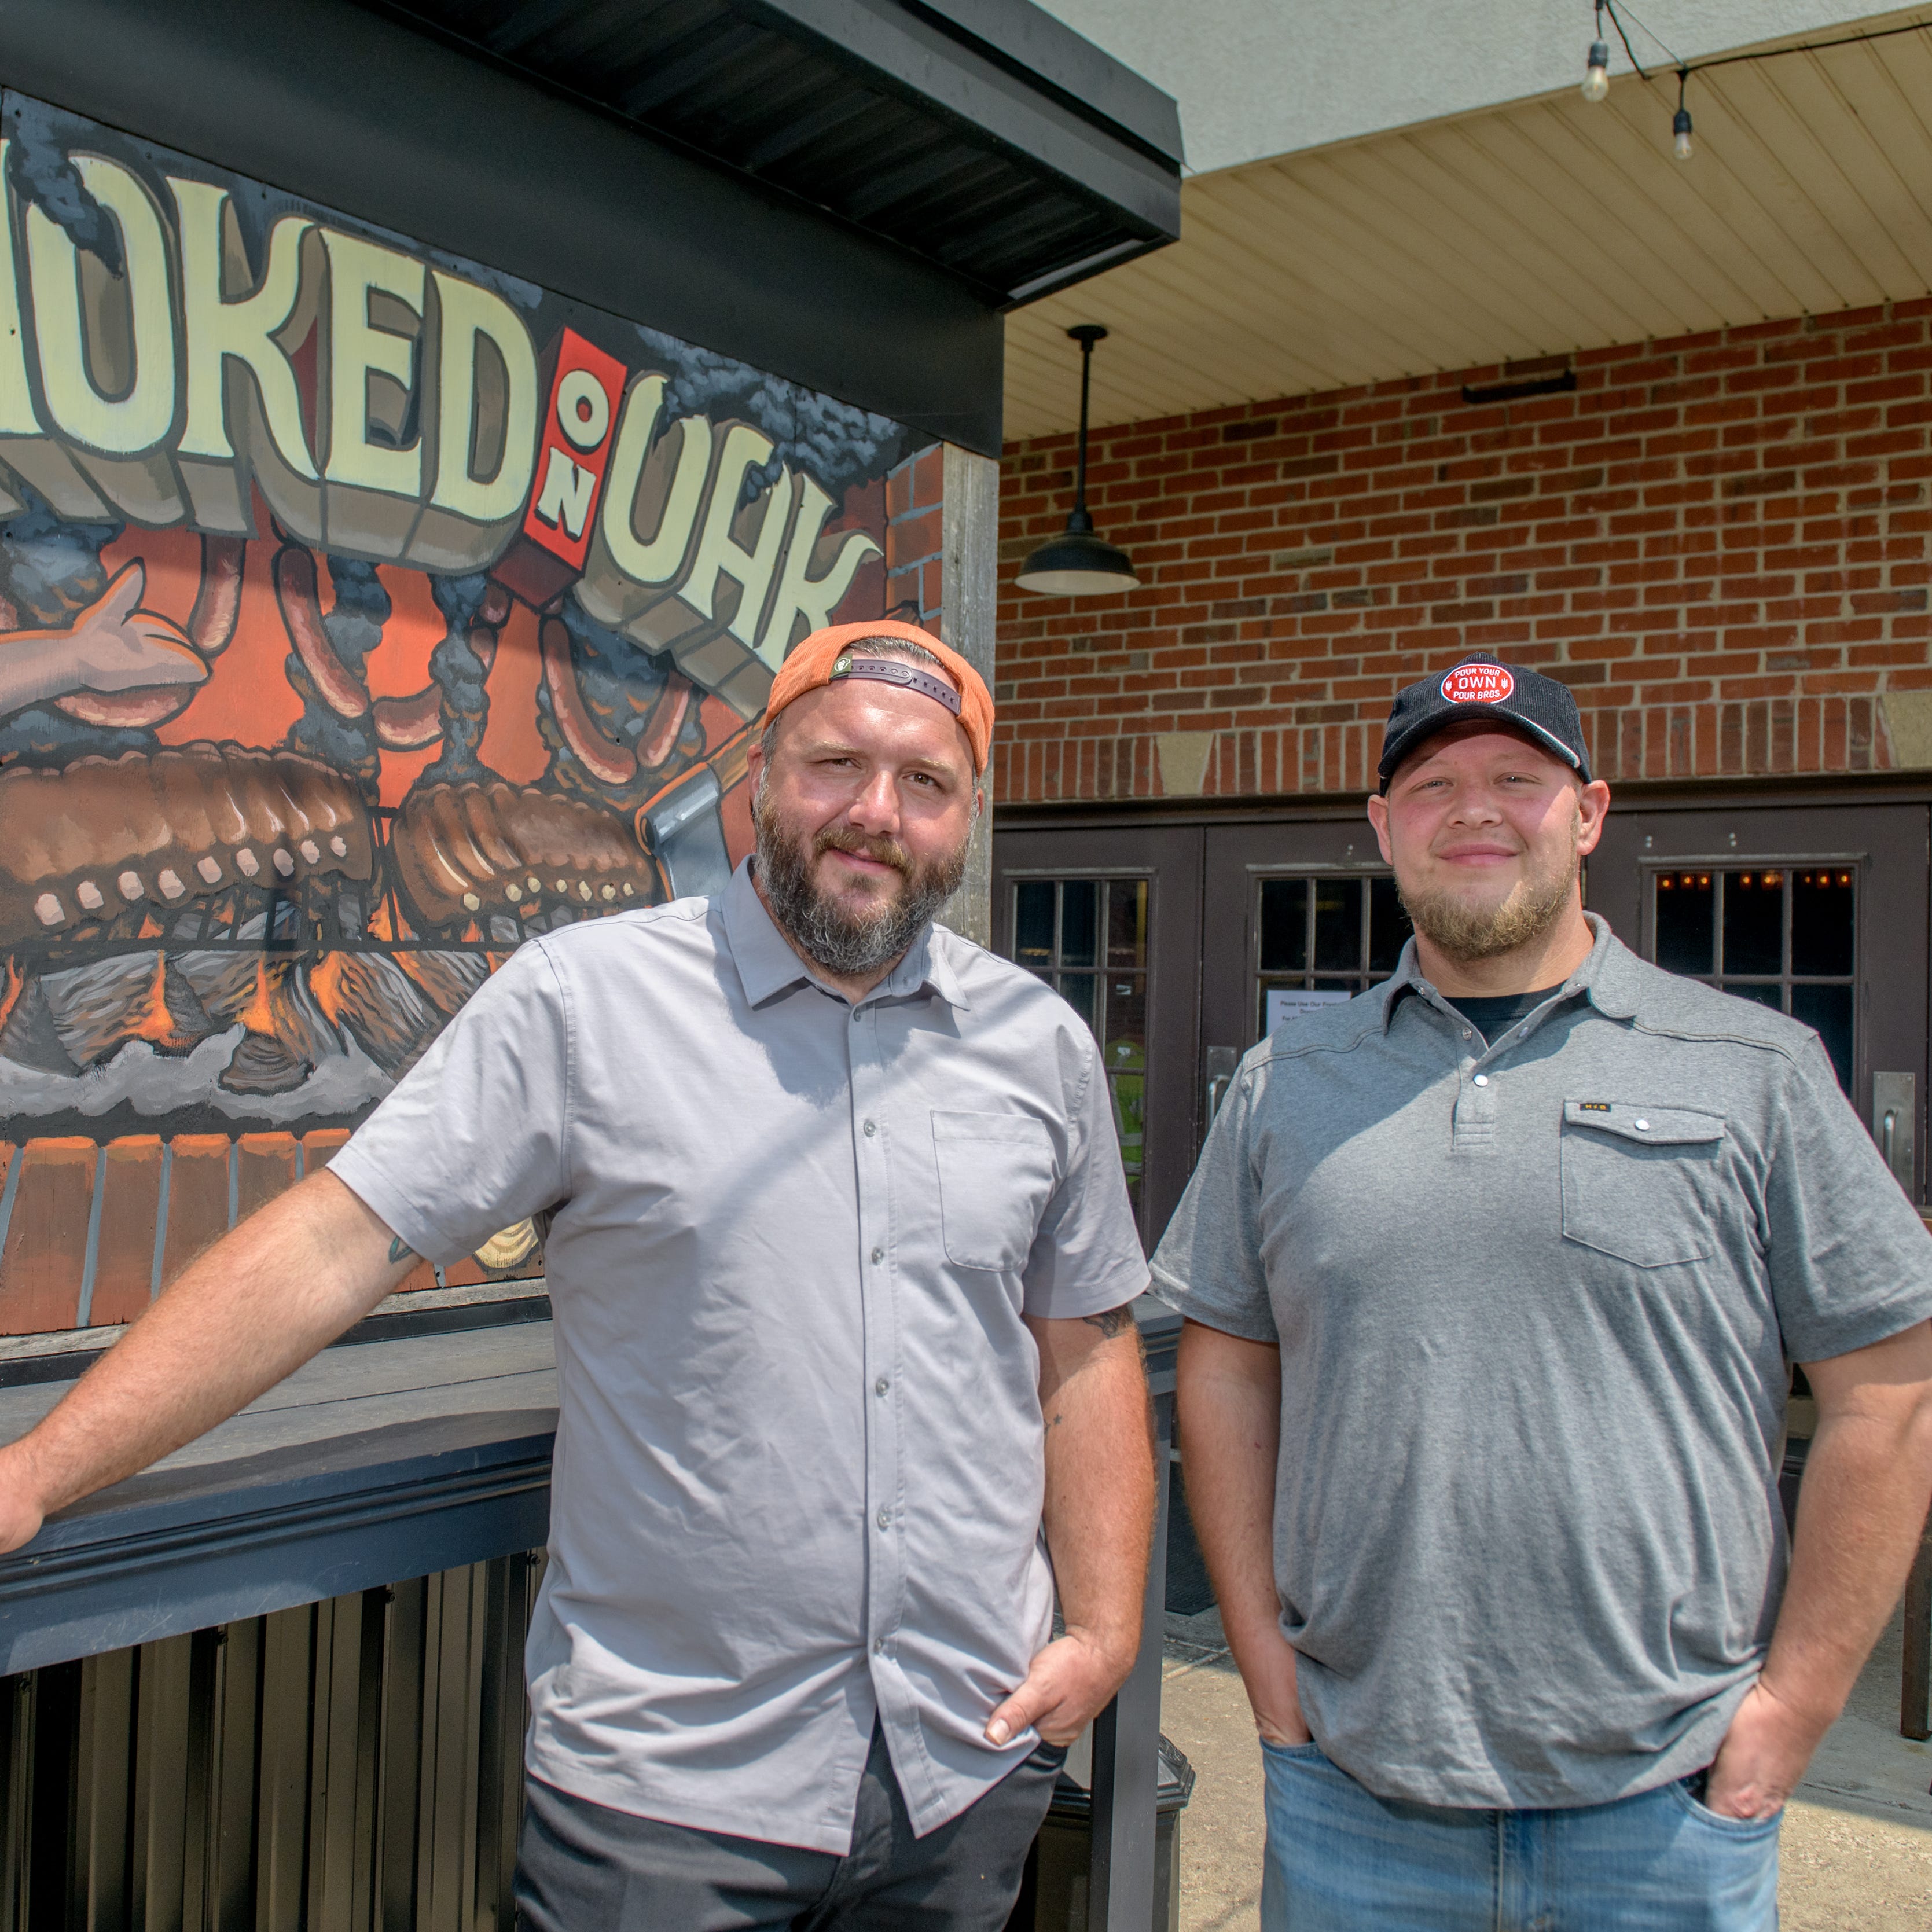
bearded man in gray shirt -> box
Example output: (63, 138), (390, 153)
(0, 620), (1155, 1932)
(1156, 653), (1932, 1930)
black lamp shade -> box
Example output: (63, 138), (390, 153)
(1019, 324), (1140, 596)
(1015, 525), (1141, 597)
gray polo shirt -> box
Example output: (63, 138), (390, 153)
(332, 861), (1146, 1851)
(1151, 915), (1932, 1810)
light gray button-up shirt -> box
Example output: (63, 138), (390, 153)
(333, 862), (1146, 1850)
(1152, 915), (1932, 1810)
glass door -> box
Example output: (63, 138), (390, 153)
(1197, 816), (1405, 1141)
(1011, 877), (1151, 1220)
(993, 826), (1203, 1248)
(1253, 873), (1411, 1038)
(1650, 864), (1857, 1088)
(1589, 801), (1929, 1201)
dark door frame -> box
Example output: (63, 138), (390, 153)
(998, 772), (1932, 1196)
(992, 823), (1204, 1249)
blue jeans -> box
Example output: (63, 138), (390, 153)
(1261, 1740), (1780, 1931)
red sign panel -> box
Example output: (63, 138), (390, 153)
(520, 328), (629, 573)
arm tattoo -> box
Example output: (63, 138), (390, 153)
(388, 1236), (416, 1263)
(1081, 1305), (1136, 1339)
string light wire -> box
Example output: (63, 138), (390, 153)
(1599, 0), (1654, 81)
(1581, 5), (1932, 157)
(1603, 0), (1681, 71)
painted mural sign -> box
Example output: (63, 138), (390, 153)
(0, 93), (920, 1332)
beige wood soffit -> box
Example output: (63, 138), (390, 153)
(1005, 8), (1932, 442)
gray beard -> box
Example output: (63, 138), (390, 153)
(1398, 826), (1580, 964)
(752, 797), (968, 979)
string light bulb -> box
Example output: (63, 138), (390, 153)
(1582, 39), (1611, 100)
(1673, 70), (1694, 160)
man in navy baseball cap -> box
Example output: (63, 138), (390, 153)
(1161, 636), (1932, 1932)
(1377, 652), (1591, 792)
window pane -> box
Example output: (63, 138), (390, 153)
(1258, 878), (1307, 974)
(1015, 881), (1056, 971)
(1313, 879), (1361, 973)
(1104, 969), (1147, 1049)
(1102, 974), (1147, 1211)
(1106, 880), (1148, 971)
(1791, 869), (1854, 978)
(1057, 972), (1096, 1030)
(1368, 876), (1411, 973)
(1791, 982), (1853, 1092)
(1059, 882), (1099, 967)
(1654, 870), (1714, 975)
(1722, 870), (1783, 977)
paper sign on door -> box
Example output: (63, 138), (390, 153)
(1265, 987), (1353, 1032)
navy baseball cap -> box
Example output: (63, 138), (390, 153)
(1378, 654), (1591, 793)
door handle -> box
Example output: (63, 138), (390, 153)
(1874, 1072), (1917, 1197)
(1204, 1046), (1240, 1129)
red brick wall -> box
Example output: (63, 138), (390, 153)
(885, 444), (945, 628)
(995, 300), (1932, 802)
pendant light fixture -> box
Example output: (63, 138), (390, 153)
(1016, 325), (1141, 597)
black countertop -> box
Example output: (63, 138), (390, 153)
(0, 1294), (1177, 1675)
(0, 1323), (557, 1674)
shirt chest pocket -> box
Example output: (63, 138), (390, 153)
(931, 1110), (1059, 1271)
(1560, 1101), (1728, 1268)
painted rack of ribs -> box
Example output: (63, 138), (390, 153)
(0, 744), (374, 946)
(389, 780), (661, 932)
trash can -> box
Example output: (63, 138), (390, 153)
(1008, 1734), (1196, 1931)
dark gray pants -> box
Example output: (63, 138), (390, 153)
(515, 1722), (1064, 1931)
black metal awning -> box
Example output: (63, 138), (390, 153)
(2, 0), (1168, 455)
(353, 0), (1183, 308)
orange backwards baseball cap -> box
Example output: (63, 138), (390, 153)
(763, 620), (993, 774)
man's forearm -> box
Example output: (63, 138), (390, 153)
(0, 1172), (412, 1550)
(985, 1306), (1155, 1747)
(1765, 1368), (1932, 1726)
(1710, 1323), (1932, 1817)
(1037, 1308), (1156, 1656)
(1175, 1320), (1284, 1655)
(1175, 1318), (1307, 1742)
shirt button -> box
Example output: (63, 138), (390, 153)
(863, 1119), (877, 1137)
(1634, 1118), (1650, 1131)
(871, 1246), (884, 1264)
(876, 1376), (890, 1395)
(1461, 1029), (1473, 1040)
(874, 1636), (887, 1654)
(876, 1508), (891, 1529)
(1472, 1074), (1489, 1087)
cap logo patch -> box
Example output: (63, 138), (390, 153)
(1441, 662), (1515, 705)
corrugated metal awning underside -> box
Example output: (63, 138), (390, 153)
(357, 0), (1181, 310)
(1005, 11), (1932, 440)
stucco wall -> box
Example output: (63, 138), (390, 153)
(1031, 1), (1913, 174)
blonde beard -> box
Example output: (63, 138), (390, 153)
(1398, 814), (1581, 964)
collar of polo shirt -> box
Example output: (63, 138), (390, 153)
(1378, 913), (1641, 1031)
